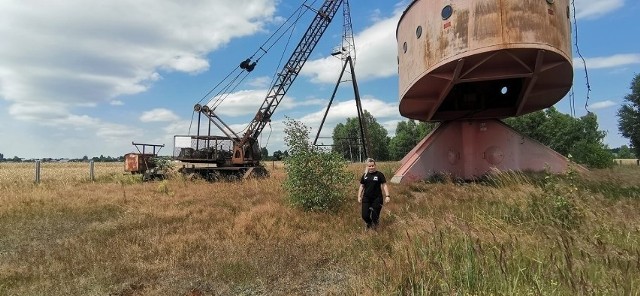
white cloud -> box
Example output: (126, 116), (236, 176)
(575, 54), (640, 69)
(302, 11), (401, 84)
(206, 89), (324, 117)
(370, 9), (384, 22)
(588, 100), (617, 110)
(298, 96), (399, 133)
(574, 0), (624, 19)
(96, 124), (141, 139)
(140, 108), (180, 122)
(0, 0), (277, 158)
(0, 0), (276, 122)
(207, 89), (271, 116)
(166, 55), (210, 74)
(163, 120), (192, 136)
(247, 76), (272, 88)
(227, 95), (402, 153)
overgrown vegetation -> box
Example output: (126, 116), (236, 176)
(282, 118), (352, 212)
(332, 110), (390, 161)
(1, 162), (640, 295)
(618, 73), (640, 157)
(505, 107), (614, 168)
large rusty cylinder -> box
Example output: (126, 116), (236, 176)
(396, 0), (573, 121)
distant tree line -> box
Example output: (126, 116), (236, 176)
(610, 146), (636, 159)
(0, 154), (125, 163)
(330, 110), (438, 162)
(504, 108), (614, 168)
(260, 148), (289, 161)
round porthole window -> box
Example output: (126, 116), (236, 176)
(416, 26), (422, 38)
(441, 5), (453, 20)
(403, 42), (407, 53)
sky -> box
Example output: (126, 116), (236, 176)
(0, 0), (638, 159)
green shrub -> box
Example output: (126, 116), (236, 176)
(528, 171), (583, 229)
(282, 118), (352, 212)
(569, 140), (614, 169)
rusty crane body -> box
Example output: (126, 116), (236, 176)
(173, 0), (346, 180)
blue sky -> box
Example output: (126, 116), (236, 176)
(0, 0), (638, 159)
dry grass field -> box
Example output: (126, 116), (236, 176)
(0, 162), (123, 184)
(0, 161), (639, 295)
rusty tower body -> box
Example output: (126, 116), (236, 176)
(393, 0), (577, 182)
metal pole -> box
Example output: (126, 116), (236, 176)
(208, 120), (212, 148)
(348, 56), (368, 160)
(34, 160), (41, 183)
(196, 112), (202, 151)
(314, 58), (349, 145)
(89, 160), (95, 181)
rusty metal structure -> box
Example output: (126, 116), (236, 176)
(124, 142), (165, 180)
(392, 0), (579, 182)
(174, 0), (347, 180)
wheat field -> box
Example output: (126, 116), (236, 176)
(0, 162), (123, 185)
(0, 161), (639, 295)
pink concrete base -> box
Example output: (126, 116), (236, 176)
(391, 119), (585, 183)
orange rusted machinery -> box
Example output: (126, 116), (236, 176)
(392, 0), (581, 182)
(124, 153), (154, 173)
(124, 142), (165, 181)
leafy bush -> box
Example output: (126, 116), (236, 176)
(282, 118), (352, 212)
(528, 169), (583, 229)
(505, 108), (614, 168)
(569, 140), (614, 168)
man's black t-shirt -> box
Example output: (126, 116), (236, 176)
(360, 171), (386, 203)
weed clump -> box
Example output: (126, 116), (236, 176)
(282, 118), (352, 212)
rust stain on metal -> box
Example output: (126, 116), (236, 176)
(506, 0), (548, 42)
(473, 1), (499, 40)
(423, 29), (431, 67)
(455, 9), (470, 50)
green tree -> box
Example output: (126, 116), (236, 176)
(260, 147), (269, 160)
(332, 110), (390, 161)
(505, 110), (550, 145)
(283, 118), (352, 212)
(618, 73), (640, 157)
(568, 113), (613, 168)
(614, 145), (636, 159)
(416, 121), (437, 139)
(389, 120), (438, 160)
(272, 150), (284, 160)
(505, 107), (613, 168)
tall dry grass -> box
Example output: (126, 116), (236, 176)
(0, 162), (123, 185)
(0, 162), (639, 295)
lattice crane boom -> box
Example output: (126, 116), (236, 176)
(179, 0), (347, 172)
(242, 0), (344, 145)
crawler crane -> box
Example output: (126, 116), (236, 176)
(174, 0), (347, 180)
